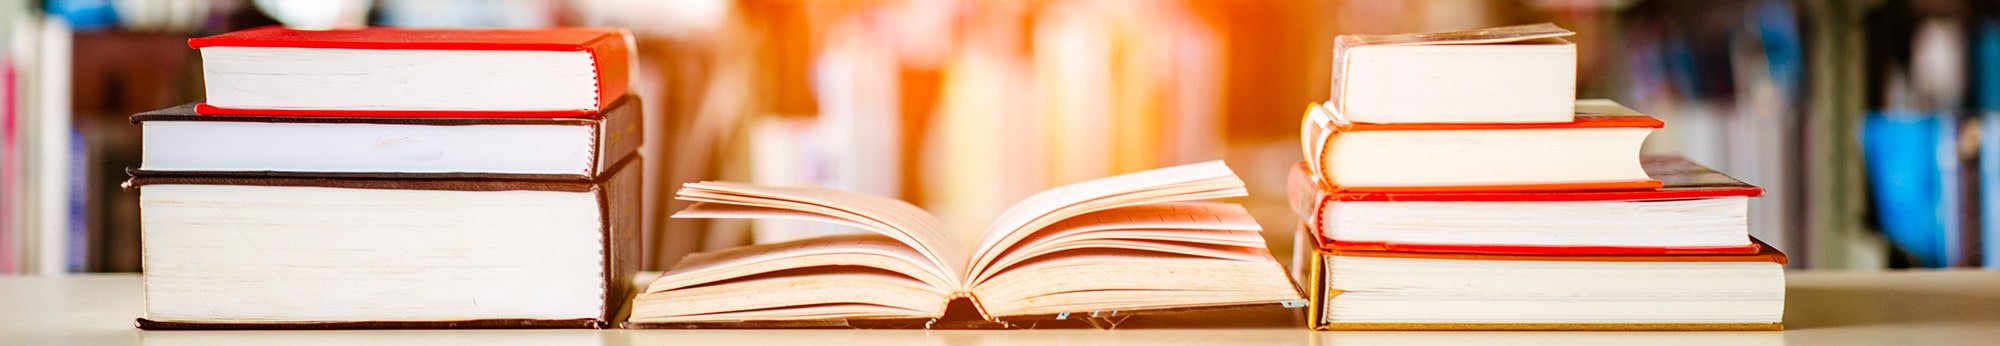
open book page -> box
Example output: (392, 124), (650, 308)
(631, 263), (950, 322)
(644, 231), (956, 292)
(968, 160), (1248, 280)
(971, 202), (1265, 284)
(973, 249), (1301, 317)
(672, 182), (969, 287)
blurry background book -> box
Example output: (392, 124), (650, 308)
(5, 0), (1999, 275)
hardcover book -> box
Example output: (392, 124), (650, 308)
(188, 26), (630, 117)
(131, 96), (640, 181)
(1329, 22), (1577, 124)
(626, 161), (1305, 329)
(1298, 228), (1788, 331)
(1287, 155), (1765, 255)
(1301, 99), (1664, 192)
(130, 157), (643, 330)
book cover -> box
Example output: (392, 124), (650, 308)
(187, 26), (629, 118)
(130, 96), (641, 182)
(1288, 155), (1763, 255)
(128, 156), (643, 330)
(1302, 234), (1788, 331)
(1328, 23), (1578, 124)
(1300, 100), (1666, 193)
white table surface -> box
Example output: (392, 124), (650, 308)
(3, 270), (1998, 345)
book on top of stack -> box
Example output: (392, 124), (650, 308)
(129, 26), (642, 330)
(1293, 23), (1786, 331)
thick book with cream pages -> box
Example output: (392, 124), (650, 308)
(131, 157), (643, 330)
(1288, 155), (1765, 255)
(1300, 99), (1664, 192)
(1298, 226), (1787, 331)
(131, 96), (640, 181)
(626, 161), (1305, 329)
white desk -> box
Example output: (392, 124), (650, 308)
(3, 271), (1998, 345)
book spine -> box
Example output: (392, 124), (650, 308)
(192, 104), (601, 118)
(1297, 102), (1344, 193)
(593, 97), (642, 179)
(136, 318), (608, 330)
(585, 32), (631, 113)
(599, 155), (643, 324)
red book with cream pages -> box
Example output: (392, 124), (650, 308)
(1299, 99), (1667, 193)
(188, 26), (629, 118)
(1288, 155), (1765, 255)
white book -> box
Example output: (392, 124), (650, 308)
(132, 158), (642, 329)
(132, 98), (638, 180)
(1330, 23), (1577, 124)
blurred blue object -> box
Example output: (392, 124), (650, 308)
(1981, 111), (1999, 269)
(1976, 19), (2000, 269)
(1750, 0), (1802, 96)
(44, 0), (118, 31)
(1862, 113), (1947, 267)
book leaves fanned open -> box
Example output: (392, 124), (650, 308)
(627, 161), (1304, 328)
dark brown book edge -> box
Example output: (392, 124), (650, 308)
(129, 96), (634, 125)
(128, 96), (640, 182)
(592, 95), (643, 181)
(126, 174), (597, 192)
(134, 318), (606, 330)
(624, 299), (1307, 330)
(132, 156), (640, 330)
(599, 154), (644, 327)
(125, 169), (591, 182)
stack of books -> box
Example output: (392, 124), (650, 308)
(1291, 23), (1786, 331)
(128, 26), (642, 329)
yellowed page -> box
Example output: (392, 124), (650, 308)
(647, 232), (954, 292)
(671, 181), (968, 287)
(968, 160), (1248, 280)
(972, 202), (1267, 284)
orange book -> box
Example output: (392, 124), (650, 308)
(1299, 99), (1665, 193)
(1300, 227), (1787, 331)
(1287, 155), (1765, 255)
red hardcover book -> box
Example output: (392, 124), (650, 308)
(1288, 155), (1765, 255)
(1299, 100), (1666, 192)
(188, 26), (630, 118)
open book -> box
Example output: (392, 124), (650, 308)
(626, 161), (1304, 328)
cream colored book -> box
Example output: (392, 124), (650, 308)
(627, 161), (1304, 328)
(1330, 22), (1577, 124)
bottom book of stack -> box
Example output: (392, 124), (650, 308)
(1297, 230), (1787, 331)
(129, 157), (642, 329)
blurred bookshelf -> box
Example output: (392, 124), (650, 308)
(5, 0), (1998, 275)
